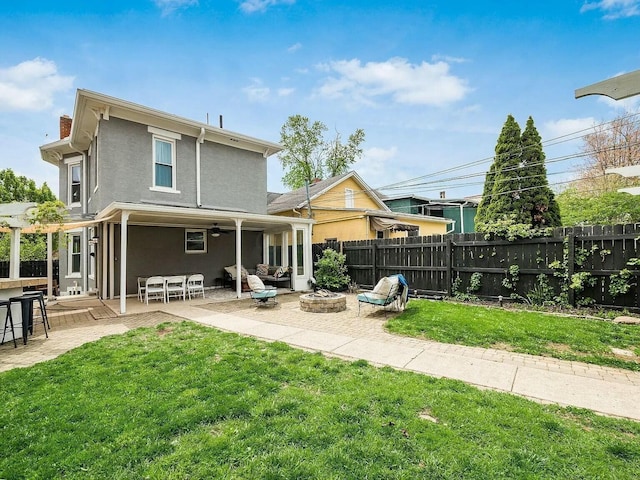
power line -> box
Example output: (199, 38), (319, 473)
(377, 111), (640, 191)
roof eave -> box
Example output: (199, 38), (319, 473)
(69, 89), (283, 155)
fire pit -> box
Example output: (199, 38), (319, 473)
(299, 290), (347, 313)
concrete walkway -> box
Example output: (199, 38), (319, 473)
(2, 293), (639, 422)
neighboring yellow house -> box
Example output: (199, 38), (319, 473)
(268, 171), (453, 243)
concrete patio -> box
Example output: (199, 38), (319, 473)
(1, 290), (639, 422)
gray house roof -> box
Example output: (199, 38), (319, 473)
(41, 89), (282, 165)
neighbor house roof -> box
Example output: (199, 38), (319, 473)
(40, 89), (282, 165)
(267, 171), (388, 214)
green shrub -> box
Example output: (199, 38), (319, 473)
(314, 248), (351, 291)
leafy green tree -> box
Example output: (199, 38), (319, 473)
(279, 115), (365, 189)
(557, 187), (640, 226)
(0, 168), (61, 261)
(0, 168), (55, 203)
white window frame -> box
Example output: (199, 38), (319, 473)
(185, 229), (207, 254)
(67, 159), (82, 207)
(149, 126), (181, 194)
(345, 188), (355, 208)
(66, 231), (82, 278)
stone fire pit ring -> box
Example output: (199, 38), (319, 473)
(299, 292), (347, 313)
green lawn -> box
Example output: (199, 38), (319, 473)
(1, 322), (639, 479)
(386, 300), (640, 371)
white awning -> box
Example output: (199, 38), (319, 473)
(370, 216), (419, 232)
(0, 219), (101, 234)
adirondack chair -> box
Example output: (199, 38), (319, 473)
(357, 274), (408, 316)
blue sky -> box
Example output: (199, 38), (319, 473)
(1, 0), (639, 200)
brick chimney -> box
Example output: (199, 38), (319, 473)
(59, 115), (72, 139)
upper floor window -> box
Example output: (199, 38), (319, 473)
(148, 126), (181, 193)
(153, 137), (175, 189)
(345, 188), (354, 208)
(68, 161), (81, 206)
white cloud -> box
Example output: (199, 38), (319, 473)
(242, 78), (270, 102)
(0, 58), (74, 112)
(287, 42), (302, 53)
(543, 118), (597, 139)
(239, 0), (295, 14)
(277, 88), (295, 96)
(154, 0), (198, 16)
(580, 0), (640, 19)
(353, 146), (398, 184)
(315, 57), (470, 107)
(431, 54), (469, 64)
(597, 93), (640, 111)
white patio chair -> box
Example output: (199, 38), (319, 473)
(187, 274), (205, 299)
(165, 275), (186, 302)
(145, 276), (166, 304)
(137, 277), (147, 302)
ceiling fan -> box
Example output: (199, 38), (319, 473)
(209, 223), (230, 237)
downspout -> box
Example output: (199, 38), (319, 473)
(196, 127), (205, 207)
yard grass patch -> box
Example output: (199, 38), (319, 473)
(386, 300), (640, 370)
(1, 321), (639, 479)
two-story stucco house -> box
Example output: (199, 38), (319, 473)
(39, 89), (314, 313)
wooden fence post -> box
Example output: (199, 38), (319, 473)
(446, 237), (453, 297)
(567, 233), (575, 307)
(371, 242), (377, 286)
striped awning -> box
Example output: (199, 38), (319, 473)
(370, 216), (418, 232)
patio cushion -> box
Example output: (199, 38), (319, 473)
(224, 265), (249, 280)
(247, 274), (266, 291)
(256, 263), (269, 276)
(274, 266), (287, 278)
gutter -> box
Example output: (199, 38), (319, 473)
(196, 127), (206, 207)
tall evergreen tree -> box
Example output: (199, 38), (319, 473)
(476, 115), (560, 232)
(519, 117), (561, 227)
(475, 161), (496, 226)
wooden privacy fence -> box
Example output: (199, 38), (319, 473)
(0, 260), (59, 282)
(313, 224), (640, 310)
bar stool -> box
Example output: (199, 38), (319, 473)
(22, 291), (51, 330)
(9, 295), (48, 345)
(0, 299), (18, 348)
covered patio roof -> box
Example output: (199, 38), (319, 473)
(96, 202), (314, 314)
(96, 201), (314, 232)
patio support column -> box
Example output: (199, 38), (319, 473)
(290, 225), (297, 290)
(9, 228), (21, 279)
(47, 232), (53, 300)
(304, 224), (313, 288)
(102, 222), (108, 299)
(109, 223), (115, 300)
(119, 211), (130, 314)
(235, 218), (243, 298)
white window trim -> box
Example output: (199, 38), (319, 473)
(345, 188), (355, 208)
(185, 229), (207, 254)
(65, 157), (82, 208)
(66, 231), (82, 279)
(150, 134), (180, 192)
